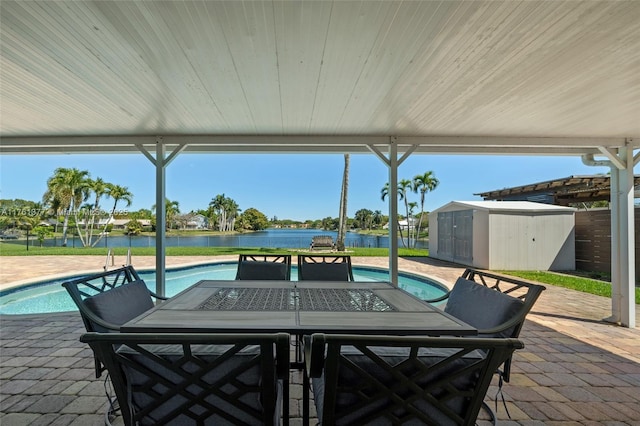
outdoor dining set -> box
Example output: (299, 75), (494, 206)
(61, 254), (545, 426)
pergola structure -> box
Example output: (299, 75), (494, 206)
(477, 175), (640, 205)
(1, 1), (638, 326)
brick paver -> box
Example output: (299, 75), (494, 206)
(1, 255), (639, 424)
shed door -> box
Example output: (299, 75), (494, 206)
(437, 210), (473, 264)
(453, 210), (473, 263)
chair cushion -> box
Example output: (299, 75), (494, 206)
(236, 260), (288, 280)
(83, 280), (155, 332)
(312, 346), (485, 425)
(300, 263), (349, 281)
(444, 277), (524, 337)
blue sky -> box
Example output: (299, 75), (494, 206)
(0, 153), (624, 221)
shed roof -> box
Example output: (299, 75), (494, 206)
(433, 200), (576, 214)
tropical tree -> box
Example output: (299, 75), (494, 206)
(152, 198), (180, 231)
(209, 194), (228, 231)
(398, 178), (414, 243)
(321, 216), (338, 230)
(412, 171), (439, 239)
(336, 154), (350, 251)
(33, 225), (53, 247)
(86, 177), (108, 244)
(372, 210), (383, 229)
(240, 208), (269, 231)
(91, 184), (133, 246)
(209, 194), (241, 232)
(354, 208), (373, 230)
(125, 218), (144, 235)
(43, 167), (91, 246)
(380, 182), (408, 247)
(224, 198), (240, 232)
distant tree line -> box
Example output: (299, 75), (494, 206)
(1, 167), (448, 248)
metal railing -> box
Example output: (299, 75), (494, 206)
(104, 248), (132, 271)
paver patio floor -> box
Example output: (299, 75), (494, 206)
(1, 256), (639, 425)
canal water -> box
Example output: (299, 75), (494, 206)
(30, 228), (427, 249)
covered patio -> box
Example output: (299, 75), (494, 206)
(1, 0), (638, 325)
(1, 256), (639, 425)
(1, 1), (639, 423)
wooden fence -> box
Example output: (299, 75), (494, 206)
(574, 208), (640, 280)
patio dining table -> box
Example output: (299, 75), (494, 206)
(122, 279), (477, 335)
(121, 279), (477, 424)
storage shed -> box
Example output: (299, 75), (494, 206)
(429, 201), (575, 270)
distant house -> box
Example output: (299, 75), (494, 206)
(383, 218), (417, 230)
(109, 219), (129, 229)
(185, 214), (208, 230)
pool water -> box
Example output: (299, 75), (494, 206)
(0, 262), (448, 315)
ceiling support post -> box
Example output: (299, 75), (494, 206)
(137, 139), (187, 298)
(154, 140), (167, 298)
(617, 142), (635, 327)
(368, 139), (419, 285)
(582, 142), (636, 327)
(388, 138), (399, 285)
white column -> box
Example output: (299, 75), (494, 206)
(155, 140), (166, 297)
(608, 161), (621, 323)
(389, 138), (399, 285)
(620, 143), (636, 327)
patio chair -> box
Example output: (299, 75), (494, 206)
(425, 268), (546, 383)
(81, 332), (290, 426)
(306, 333), (523, 426)
(235, 254), (292, 280)
(62, 265), (167, 377)
(297, 254), (354, 281)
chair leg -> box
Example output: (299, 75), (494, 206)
(303, 368), (310, 426)
(481, 401), (497, 425)
(494, 370), (511, 420)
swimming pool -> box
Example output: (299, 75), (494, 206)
(0, 262), (448, 315)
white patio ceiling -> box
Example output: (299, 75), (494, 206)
(1, 0), (638, 328)
(1, 0), (639, 155)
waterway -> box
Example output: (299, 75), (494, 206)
(22, 228), (428, 250)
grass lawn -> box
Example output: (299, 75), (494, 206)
(500, 270), (640, 305)
(0, 242), (427, 257)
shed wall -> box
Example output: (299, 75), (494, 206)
(488, 212), (575, 270)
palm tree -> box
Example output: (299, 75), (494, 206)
(381, 182), (407, 248)
(372, 210), (383, 229)
(412, 171), (439, 241)
(86, 177), (107, 244)
(398, 179), (413, 246)
(337, 154), (350, 251)
(164, 199), (180, 231)
(75, 202), (95, 246)
(43, 168), (91, 246)
(209, 194), (227, 231)
(92, 184), (133, 246)
(223, 198), (240, 231)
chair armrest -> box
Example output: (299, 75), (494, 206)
(77, 304), (123, 332)
(275, 333), (291, 379)
(149, 291), (168, 301)
(305, 334), (327, 378)
(476, 307), (528, 336)
(423, 291), (451, 304)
